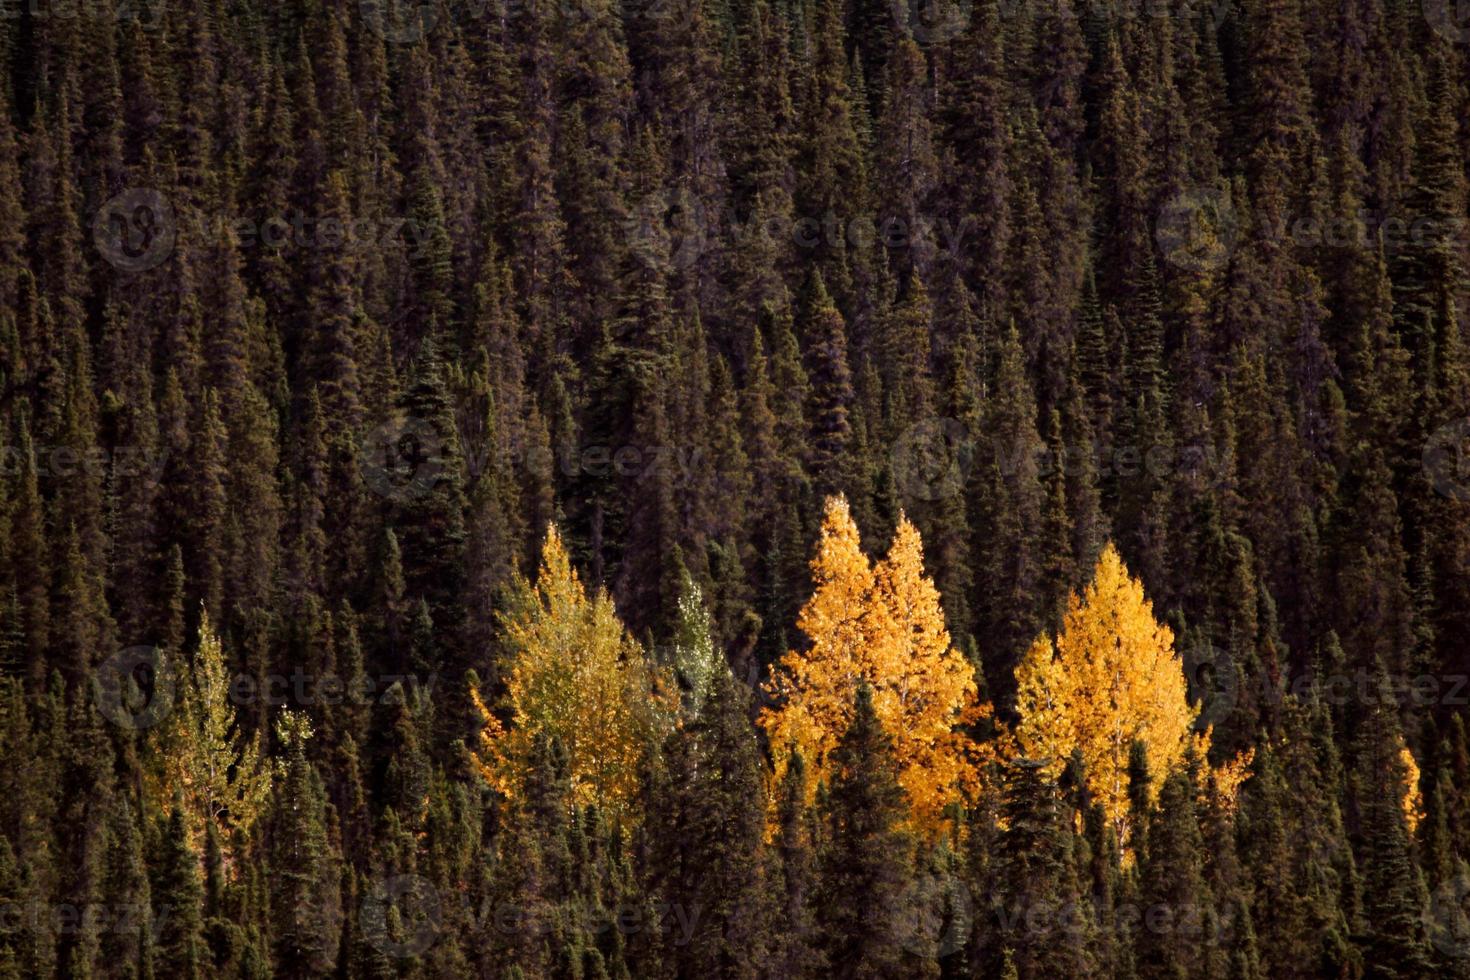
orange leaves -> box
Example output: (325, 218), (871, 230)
(1011, 544), (1199, 839)
(760, 496), (985, 832)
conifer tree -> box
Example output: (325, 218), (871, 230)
(818, 684), (920, 978)
(269, 713), (343, 978)
(648, 667), (769, 978)
(151, 807), (206, 980)
(989, 758), (1091, 978)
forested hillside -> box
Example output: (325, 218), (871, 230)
(2, 0), (1470, 976)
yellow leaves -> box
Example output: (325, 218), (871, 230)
(472, 524), (673, 819)
(145, 610), (271, 859)
(760, 495), (985, 832)
(1202, 746), (1254, 813)
(1011, 543), (1198, 840)
(1399, 741), (1423, 833)
(1012, 633), (1071, 768)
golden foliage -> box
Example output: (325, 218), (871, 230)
(1202, 746), (1255, 813)
(760, 496), (985, 831)
(145, 611), (271, 854)
(1011, 543), (1198, 838)
(472, 524), (673, 818)
(1399, 741), (1423, 833)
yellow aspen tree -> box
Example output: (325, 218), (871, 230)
(472, 524), (673, 818)
(1011, 543), (1198, 841)
(146, 610), (271, 855)
(761, 495), (874, 800)
(870, 515), (986, 823)
(760, 496), (984, 830)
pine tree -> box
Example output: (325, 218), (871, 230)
(818, 684), (920, 978)
(1351, 665), (1433, 977)
(989, 759), (1091, 978)
(970, 321), (1044, 702)
(1136, 770), (1216, 979)
(269, 713), (343, 978)
(648, 667), (769, 978)
(802, 272), (859, 501)
(151, 807), (206, 980)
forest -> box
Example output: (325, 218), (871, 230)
(2, 0), (1470, 976)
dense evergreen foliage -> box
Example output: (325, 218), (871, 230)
(2, 0), (1470, 976)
